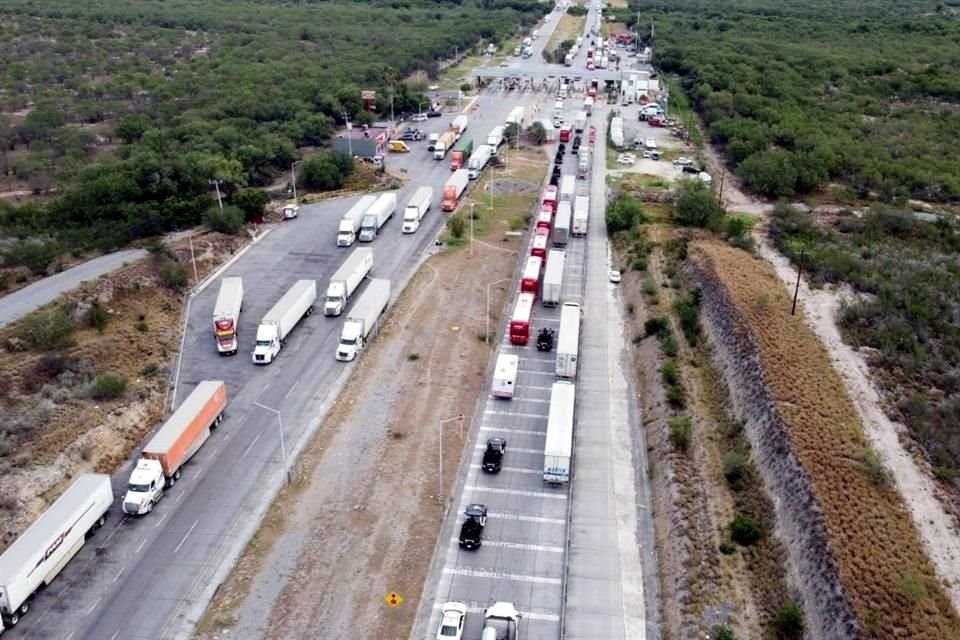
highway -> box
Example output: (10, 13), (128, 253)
(10, 87), (538, 640)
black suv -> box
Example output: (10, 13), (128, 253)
(482, 438), (507, 473)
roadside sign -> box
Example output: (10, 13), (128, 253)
(385, 591), (404, 607)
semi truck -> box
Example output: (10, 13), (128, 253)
(324, 247), (374, 316)
(574, 110), (587, 134)
(441, 169), (470, 212)
(553, 201), (571, 246)
(506, 106), (525, 127)
(559, 175), (575, 203)
(336, 278), (390, 361)
(467, 145), (492, 179)
(572, 195), (589, 237)
(449, 137), (474, 171)
(337, 195), (376, 247)
(542, 249), (565, 307)
(123, 381), (227, 515)
(578, 148), (592, 179)
(486, 125), (504, 150)
(402, 186), (432, 233)
(509, 292), (535, 345)
(433, 130), (458, 160)
(451, 114), (469, 135)
(520, 255), (542, 297)
(212, 276), (243, 355)
(556, 302), (582, 377)
(358, 192), (396, 242)
(0, 474), (112, 629)
(482, 602), (521, 640)
(253, 279), (317, 363)
(544, 380), (576, 484)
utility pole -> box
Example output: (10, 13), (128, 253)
(717, 167), (726, 205)
(791, 248), (805, 315)
(291, 160), (303, 202)
(342, 110), (353, 157)
(208, 179), (224, 211)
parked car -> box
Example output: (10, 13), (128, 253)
(673, 157), (694, 167)
(616, 154), (636, 165)
(681, 165), (701, 175)
(458, 504), (488, 550)
(427, 110), (443, 118)
(609, 270), (621, 283)
(411, 113), (428, 122)
(436, 602), (467, 640)
(482, 438), (507, 473)
(398, 128), (424, 141)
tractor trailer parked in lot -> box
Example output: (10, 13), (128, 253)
(336, 278), (390, 362)
(337, 195), (376, 247)
(358, 193), (395, 242)
(542, 249), (565, 307)
(324, 247), (374, 316)
(253, 279), (317, 363)
(0, 474), (112, 629)
(467, 144), (493, 179)
(123, 380), (227, 515)
(544, 380), (576, 484)
(402, 186), (432, 233)
(487, 125), (504, 150)
(441, 170), (470, 212)
(212, 276), (243, 355)
(450, 137), (474, 171)
(556, 302), (582, 378)
(572, 195), (589, 236)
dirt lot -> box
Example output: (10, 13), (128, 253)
(0, 231), (244, 551)
(196, 149), (547, 639)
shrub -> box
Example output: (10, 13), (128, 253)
(203, 205), (245, 235)
(527, 122), (547, 145)
(407, 352), (420, 361)
(140, 363), (160, 377)
(774, 601), (804, 639)
(2, 240), (61, 275)
(711, 625), (736, 640)
(231, 189), (270, 221)
(722, 451), (748, 486)
(669, 415), (692, 451)
(632, 256), (648, 271)
(136, 321), (149, 332)
(730, 513), (761, 546)
(90, 373), (127, 400)
(33, 352), (68, 380)
(674, 179), (724, 229)
(644, 316), (669, 337)
(718, 542), (736, 556)
(896, 572), (929, 605)
(448, 214), (466, 239)
(661, 333), (679, 357)
(666, 383), (686, 408)
(16, 308), (76, 350)
(642, 276), (658, 296)
(661, 359), (680, 386)
(859, 448), (890, 487)
(159, 259), (189, 291)
(606, 193), (647, 233)
(88, 302), (109, 333)
(674, 288), (702, 345)
(302, 151), (354, 191)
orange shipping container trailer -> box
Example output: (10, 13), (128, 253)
(141, 380), (227, 477)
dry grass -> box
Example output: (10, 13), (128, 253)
(693, 239), (960, 639)
(544, 12), (587, 58)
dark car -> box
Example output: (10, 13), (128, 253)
(549, 174), (560, 187)
(426, 110), (443, 118)
(398, 129), (424, 141)
(558, 143), (566, 154)
(482, 438), (508, 473)
(537, 327), (555, 352)
(458, 504), (488, 550)
(681, 165), (700, 175)
(554, 152), (563, 165)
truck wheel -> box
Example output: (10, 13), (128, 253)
(19, 601), (29, 615)
(174, 468), (182, 482)
(96, 515), (106, 529)
(145, 500), (154, 514)
(306, 306), (313, 316)
(9, 611), (19, 625)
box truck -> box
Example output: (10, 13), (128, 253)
(324, 247), (374, 316)
(544, 380), (576, 484)
(486, 125), (504, 150)
(337, 195), (377, 247)
(212, 276), (243, 356)
(506, 106), (525, 127)
(402, 186), (432, 233)
(574, 111), (587, 134)
(491, 354), (519, 399)
(450, 137), (474, 171)
(536, 207), (553, 231)
(559, 175), (575, 203)
(509, 292), (535, 345)
(0, 474), (112, 628)
(542, 249), (565, 307)
(541, 185), (558, 213)
(554, 201), (572, 246)
(336, 278), (390, 361)
(520, 255), (542, 297)
(123, 381), (227, 515)
(482, 602), (521, 640)
(556, 302), (581, 377)
(584, 96), (594, 115)
(572, 195), (589, 236)
(451, 114), (469, 136)
(467, 145), (492, 179)
(578, 148), (592, 179)
(433, 130), (458, 160)
(358, 193), (395, 242)
(253, 280), (317, 363)
(531, 231), (548, 260)
(441, 170), (470, 212)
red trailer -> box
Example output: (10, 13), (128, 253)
(536, 207), (553, 230)
(509, 293), (536, 344)
(542, 185), (558, 213)
(531, 232), (548, 260)
(559, 125), (572, 143)
(521, 255), (543, 297)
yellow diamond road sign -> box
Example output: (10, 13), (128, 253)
(385, 592), (404, 607)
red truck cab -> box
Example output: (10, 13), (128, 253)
(559, 125), (572, 143)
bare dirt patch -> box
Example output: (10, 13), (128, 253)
(689, 239), (959, 639)
(196, 148), (546, 640)
(0, 231), (244, 551)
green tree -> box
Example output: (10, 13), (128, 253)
(527, 122), (547, 145)
(302, 152), (349, 191)
(203, 205), (245, 235)
(606, 194), (646, 233)
(115, 115), (151, 144)
(738, 149), (799, 197)
(231, 189), (270, 222)
(674, 179), (724, 229)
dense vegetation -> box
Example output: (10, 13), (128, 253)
(0, 0), (543, 251)
(770, 205), (960, 478)
(642, 0), (960, 202)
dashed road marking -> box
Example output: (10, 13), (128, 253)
(465, 485), (567, 500)
(173, 519), (199, 554)
(442, 566), (562, 585)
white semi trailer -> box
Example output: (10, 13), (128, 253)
(252, 279), (317, 364)
(337, 195), (377, 247)
(324, 247), (374, 316)
(336, 278), (391, 361)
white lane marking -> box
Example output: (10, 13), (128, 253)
(110, 629), (120, 640)
(262, 383), (271, 393)
(488, 511), (566, 525)
(480, 426), (546, 436)
(518, 368), (555, 376)
(450, 538), (565, 553)
(442, 566), (562, 585)
(492, 466), (542, 475)
(175, 491), (185, 503)
(284, 379), (300, 399)
(240, 432), (262, 460)
(465, 485), (567, 500)
(474, 444), (542, 455)
(173, 519), (199, 554)
(154, 513), (168, 529)
(112, 567), (125, 583)
(514, 397), (550, 404)
(430, 602), (560, 622)
(67, 633), (76, 640)
(85, 597), (101, 615)
(521, 385), (555, 391)
(136, 538), (147, 553)
(483, 410), (546, 419)
(103, 521), (124, 543)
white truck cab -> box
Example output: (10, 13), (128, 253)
(253, 324), (282, 363)
(324, 282), (349, 316)
(282, 204), (299, 219)
(122, 459), (166, 515)
(336, 322), (364, 362)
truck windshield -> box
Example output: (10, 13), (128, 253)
(128, 483), (150, 492)
(339, 337), (357, 346)
(326, 296), (342, 305)
(255, 339), (272, 347)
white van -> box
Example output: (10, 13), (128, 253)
(492, 354), (519, 399)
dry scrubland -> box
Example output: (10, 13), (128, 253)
(689, 240), (959, 638)
(0, 233), (241, 550)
